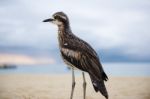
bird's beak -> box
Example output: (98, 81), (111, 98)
(43, 18), (54, 22)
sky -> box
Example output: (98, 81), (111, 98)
(0, 0), (150, 65)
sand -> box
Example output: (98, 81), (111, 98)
(0, 74), (150, 99)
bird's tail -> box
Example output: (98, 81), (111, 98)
(89, 74), (108, 99)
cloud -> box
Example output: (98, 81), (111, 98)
(0, 53), (55, 65)
(0, 0), (150, 62)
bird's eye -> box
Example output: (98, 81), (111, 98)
(53, 15), (66, 22)
(53, 16), (56, 19)
(54, 15), (59, 19)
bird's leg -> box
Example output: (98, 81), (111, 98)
(82, 72), (86, 99)
(70, 68), (76, 99)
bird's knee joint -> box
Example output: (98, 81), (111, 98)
(72, 82), (76, 88)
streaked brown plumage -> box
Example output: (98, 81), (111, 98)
(43, 11), (108, 99)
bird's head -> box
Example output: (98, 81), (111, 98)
(43, 12), (70, 28)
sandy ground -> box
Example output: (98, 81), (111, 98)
(0, 74), (150, 99)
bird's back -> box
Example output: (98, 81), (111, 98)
(59, 31), (108, 80)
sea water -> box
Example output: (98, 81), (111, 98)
(0, 63), (150, 76)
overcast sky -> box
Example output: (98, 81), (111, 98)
(0, 0), (150, 64)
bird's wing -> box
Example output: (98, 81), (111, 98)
(61, 36), (108, 81)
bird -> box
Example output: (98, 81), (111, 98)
(43, 11), (108, 99)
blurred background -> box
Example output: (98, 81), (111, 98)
(0, 0), (150, 76)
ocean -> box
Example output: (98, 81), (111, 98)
(0, 63), (150, 76)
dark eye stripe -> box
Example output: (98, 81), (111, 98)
(53, 15), (67, 23)
(54, 15), (61, 19)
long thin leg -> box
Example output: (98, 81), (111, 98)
(70, 68), (76, 99)
(82, 72), (86, 99)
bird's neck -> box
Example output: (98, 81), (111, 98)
(58, 25), (72, 47)
(58, 24), (72, 35)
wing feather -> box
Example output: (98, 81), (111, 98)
(61, 47), (107, 81)
(60, 34), (108, 81)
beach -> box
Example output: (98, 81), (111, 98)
(0, 74), (150, 99)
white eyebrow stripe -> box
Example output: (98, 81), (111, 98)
(61, 16), (67, 20)
(54, 14), (67, 20)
